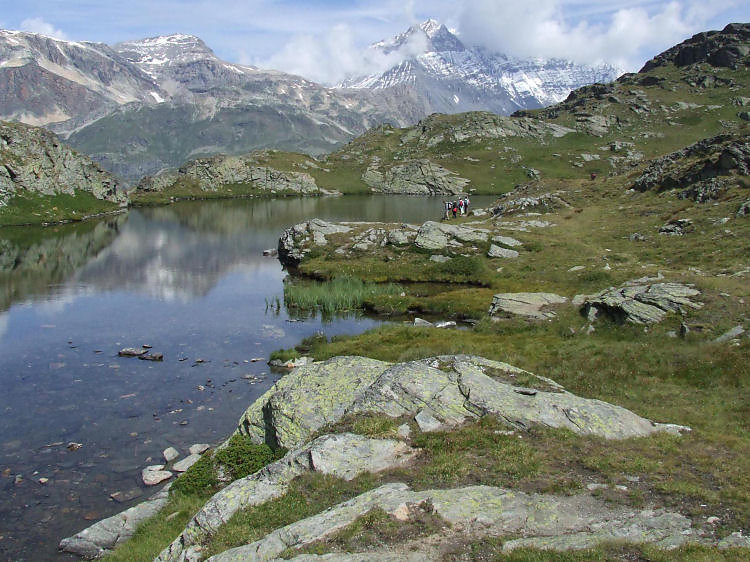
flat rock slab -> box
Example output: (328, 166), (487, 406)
(189, 443), (210, 455)
(142, 465), (172, 486)
(207, 483), (695, 562)
(172, 454), (201, 473)
(156, 433), (417, 562)
(236, 355), (688, 452)
(59, 484), (170, 558)
(489, 292), (568, 319)
(487, 244), (519, 258)
(163, 447), (180, 463)
(582, 280), (702, 324)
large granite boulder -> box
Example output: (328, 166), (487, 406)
(235, 355), (689, 450)
(581, 279), (703, 324)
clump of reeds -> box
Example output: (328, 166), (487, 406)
(283, 275), (402, 316)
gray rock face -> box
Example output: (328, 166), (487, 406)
(362, 159), (469, 195)
(236, 355), (688, 450)
(156, 433), (417, 562)
(208, 483), (696, 562)
(632, 133), (749, 202)
(278, 219), (352, 266)
(489, 293), (568, 319)
(136, 152), (321, 196)
(582, 279), (703, 324)
(640, 23), (750, 72)
(0, 120), (126, 209)
(59, 484), (170, 558)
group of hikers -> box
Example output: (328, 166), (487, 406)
(443, 196), (470, 219)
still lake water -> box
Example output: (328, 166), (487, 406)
(0, 194), (497, 560)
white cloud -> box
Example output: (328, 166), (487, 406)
(20, 17), (69, 40)
(260, 22), (431, 85)
(457, 0), (737, 71)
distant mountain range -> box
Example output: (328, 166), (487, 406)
(0, 21), (621, 180)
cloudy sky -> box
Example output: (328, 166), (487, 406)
(5, 1), (748, 83)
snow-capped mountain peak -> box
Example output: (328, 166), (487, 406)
(338, 19), (620, 116)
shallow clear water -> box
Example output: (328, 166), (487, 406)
(0, 195), (497, 560)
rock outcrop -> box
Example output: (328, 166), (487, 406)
(362, 159), (470, 195)
(208, 483), (697, 561)
(236, 355), (688, 450)
(136, 152), (321, 196)
(631, 133), (750, 202)
(492, 185), (571, 216)
(414, 221), (489, 251)
(489, 293), (568, 319)
(580, 278), (703, 324)
(640, 23), (750, 72)
(59, 484), (171, 558)
(157, 433), (417, 562)
(0, 120), (126, 208)
(278, 219), (353, 266)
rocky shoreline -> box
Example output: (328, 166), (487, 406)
(59, 353), (750, 560)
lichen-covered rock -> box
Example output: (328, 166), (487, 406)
(414, 221), (490, 251)
(59, 484), (170, 558)
(489, 293), (568, 319)
(207, 483), (697, 562)
(362, 159), (469, 195)
(0, 120), (126, 208)
(136, 152), (321, 195)
(237, 356), (390, 447)
(278, 219), (353, 266)
(582, 279), (703, 324)
(235, 355), (688, 451)
(157, 434), (416, 562)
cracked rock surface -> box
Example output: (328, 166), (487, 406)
(581, 279), (703, 324)
(489, 292), (568, 319)
(235, 355), (688, 451)
(156, 433), (417, 562)
(207, 483), (696, 562)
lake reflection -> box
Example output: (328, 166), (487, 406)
(0, 194), (497, 560)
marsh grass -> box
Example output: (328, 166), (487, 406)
(283, 275), (403, 316)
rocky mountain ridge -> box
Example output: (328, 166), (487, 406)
(339, 20), (621, 116)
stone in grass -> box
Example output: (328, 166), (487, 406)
(713, 325), (745, 343)
(163, 447), (179, 463)
(172, 454), (201, 473)
(489, 293), (568, 320)
(142, 465), (172, 486)
(487, 244), (519, 259)
(413, 318), (434, 327)
(415, 410), (445, 432)
(491, 235), (523, 247)
(189, 443), (210, 455)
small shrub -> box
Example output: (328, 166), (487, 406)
(215, 435), (287, 481)
(170, 452), (218, 496)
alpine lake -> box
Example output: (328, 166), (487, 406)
(0, 194), (498, 561)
